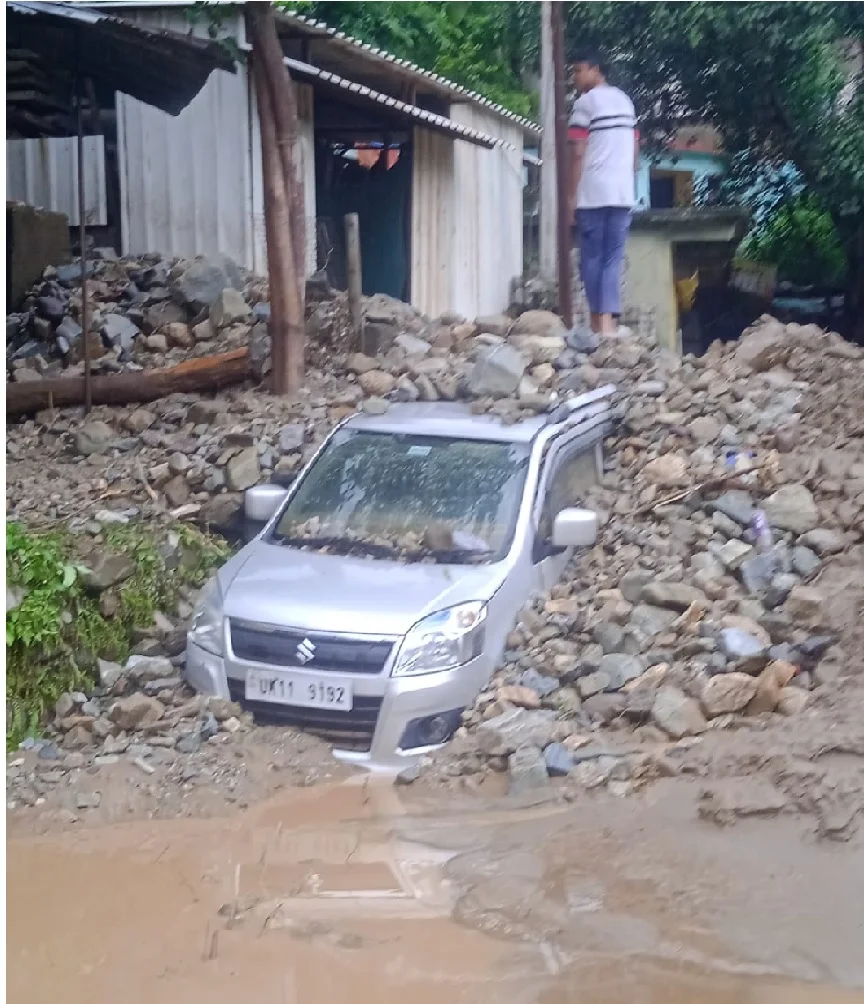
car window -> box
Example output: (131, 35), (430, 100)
(271, 429), (530, 562)
(538, 446), (599, 540)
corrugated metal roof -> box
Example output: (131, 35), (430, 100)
(6, 1), (236, 121)
(276, 9), (541, 139)
(282, 55), (502, 150)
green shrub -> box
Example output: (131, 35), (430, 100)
(5, 521), (229, 748)
(739, 193), (847, 288)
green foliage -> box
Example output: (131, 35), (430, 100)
(565, 2), (864, 322)
(284, 1), (539, 117)
(739, 194), (848, 287)
(5, 522), (230, 749)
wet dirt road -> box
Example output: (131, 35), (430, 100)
(8, 777), (864, 1004)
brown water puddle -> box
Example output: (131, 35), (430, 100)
(7, 778), (864, 1004)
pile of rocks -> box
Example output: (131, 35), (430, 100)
(413, 316), (864, 793)
(7, 295), (605, 528)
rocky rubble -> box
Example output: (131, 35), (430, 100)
(7, 268), (607, 529)
(6, 652), (350, 828)
(409, 316), (864, 815)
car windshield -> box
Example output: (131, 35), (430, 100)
(271, 429), (530, 563)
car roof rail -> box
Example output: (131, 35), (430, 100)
(545, 384), (618, 428)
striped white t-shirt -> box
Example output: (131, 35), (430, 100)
(569, 84), (637, 209)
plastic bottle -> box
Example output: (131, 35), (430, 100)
(750, 509), (773, 552)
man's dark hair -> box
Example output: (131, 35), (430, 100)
(572, 47), (608, 76)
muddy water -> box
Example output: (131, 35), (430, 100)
(8, 778), (864, 1003)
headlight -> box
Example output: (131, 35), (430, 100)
(392, 602), (487, 677)
(187, 577), (224, 656)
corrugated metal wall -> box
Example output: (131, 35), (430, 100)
(6, 136), (107, 226)
(248, 81), (317, 276)
(411, 127), (455, 318)
(412, 108), (524, 319)
(114, 8), (256, 266)
(450, 106), (524, 319)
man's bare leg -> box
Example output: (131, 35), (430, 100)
(590, 312), (602, 333)
(598, 312), (617, 334)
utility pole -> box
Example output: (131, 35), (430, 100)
(539, 3), (556, 282)
(550, 1), (573, 328)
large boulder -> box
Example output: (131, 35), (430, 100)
(764, 484), (819, 535)
(475, 708), (558, 756)
(171, 255), (243, 309)
(468, 344), (526, 398)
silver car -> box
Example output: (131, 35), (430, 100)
(185, 387), (617, 770)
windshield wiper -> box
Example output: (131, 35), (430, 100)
(274, 535), (399, 559)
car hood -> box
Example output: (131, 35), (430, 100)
(222, 540), (507, 637)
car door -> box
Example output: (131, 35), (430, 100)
(532, 437), (602, 592)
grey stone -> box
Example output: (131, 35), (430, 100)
(101, 314), (139, 353)
(578, 671), (610, 699)
(55, 692), (75, 719)
(711, 491), (756, 527)
(641, 582), (707, 612)
(543, 742), (576, 777)
(798, 528), (844, 556)
(712, 512), (743, 539)
(599, 654), (645, 691)
(75, 420), (115, 457)
(764, 484), (819, 535)
(468, 344), (526, 397)
(279, 424), (306, 453)
(593, 621), (625, 654)
(715, 539), (754, 571)
(226, 447), (260, 491)
(172, 255), (242, 309)
(566, 326), (600, 353)
(629, 604), (678, 638)
(361, 396), (390, 415)
(764, 574), (798, 609)
(582, 693), (626, 724)
(80, 552), (136, 591)
(37, 295), (66, 323)
(474, 313), (512, 337)
(620, 570), (652, 605)
(395, 764), (421, 785)
(37, 741), (61, 761)
(125, 655), (174, 684)
(518, 669), (560, 698)
(700, 672), (759, 717)
(199, 712), (219, 740)
(210, 288), (251, 330)
(394, 333), (431, 357)
(651, 685), (707, 739)
(508, 746), (548, 795)
(718, 628), (766, 661)
(740, 546), (786, 595)
(475, 708), (558, 756)
(176, 733), (201, 755)
(109, 693), (164, 730)
(792, 546), (822, 579)
(76, 792), (101, 810)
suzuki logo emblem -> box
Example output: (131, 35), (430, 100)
(296, 638), (316, 664)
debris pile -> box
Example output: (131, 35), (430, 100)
(6, 649), (348, 824)
(411, 316), (864, 800)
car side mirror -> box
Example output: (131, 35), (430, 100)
(244, 484), (289, 523)
(551, 507), (598, 548)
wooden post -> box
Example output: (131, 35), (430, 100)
(246, 5), (305, 394)
(539, 3), (557, 282)
(75, 67), (92, 413)
(344, 213), (364, 351)
(551, 3), (573, 328)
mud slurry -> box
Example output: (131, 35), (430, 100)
(7, 776), (864, 1004)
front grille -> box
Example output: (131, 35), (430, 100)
(229, 620), (393, 674)
(227, 679), (381, 751)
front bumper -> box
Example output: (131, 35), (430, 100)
(185, 638), (491, 771)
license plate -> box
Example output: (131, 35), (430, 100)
(245, 669), (353, 711)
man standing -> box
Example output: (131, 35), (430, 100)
(568, 49), (639, 334)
